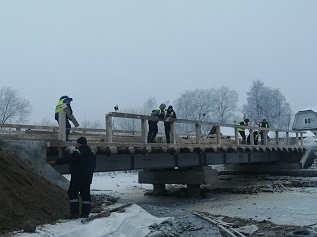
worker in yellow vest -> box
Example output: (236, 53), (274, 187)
(55, 95), (73, 141)
(259, 119), (269, 145)
(147, 103), (166, 143)
(238, 118), (249, 144)
(164, 105), (176, 143)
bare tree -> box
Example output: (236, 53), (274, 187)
(114, 97), (171, 131)
(211, 86), (239, 124)
(243, 80), (292, 129)
(80, 119), (103, 129)
(175, 89), (214, 120)
(174, 88), (239, 133)
(174, 89), (213, 133)
(112, 107), (141, 131)
(0, 87), (32, 124)
(35, 119), (56, 126)
(141, 97), (157, 115)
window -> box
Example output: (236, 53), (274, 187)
(304, 118), (311, 124)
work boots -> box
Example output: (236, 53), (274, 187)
(81, 201), (91, 218)
(67, 200), (79, 219)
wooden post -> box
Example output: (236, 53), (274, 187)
(262, 130), (267, 145)
(275, 131), (279, 145)
(300, 132), (303, 146)
(170, 122), (176, 144)
(195, 123), (201, 144)
(296, 133), (299, 146)
(141, 119), (147, 143)
(58, 111), (66, 141)
(249, 129), (254, 145)
(234, 127), (239, 145)
(286, 132), (290, 145)
(216, 126), (221, 145)
(106, 114), (113, 143)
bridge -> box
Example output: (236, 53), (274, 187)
(0, 112), (315, 196)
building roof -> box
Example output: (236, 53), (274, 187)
(299, 107), (317, 113)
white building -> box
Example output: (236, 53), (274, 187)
(292, 107), (317, 135)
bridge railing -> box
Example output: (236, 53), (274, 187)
(0, 122), (143, 142)
(0, 113), (307, 147)
(106, 112), (306, 147)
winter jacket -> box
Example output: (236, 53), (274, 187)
(55, 96), (73, 121)
(164, 109), (176, 126)
(238, 120), (248, 132)
(55, 145), (96, 184)
(150, 104), (166, 122)
(259, 121), (269, 129)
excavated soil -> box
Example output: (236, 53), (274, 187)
(0, 151), (68, 235)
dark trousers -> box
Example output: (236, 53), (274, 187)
(260, 131), (269, 144)
(164, 123), (171, 143)
(147, 121), (158, 142)
(247, 135), (258, 145)
(68, 182), (91, 216)
(238, 130), (246, 142)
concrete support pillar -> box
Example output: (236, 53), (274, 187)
(153, 184), (166, 196)
(187, 184), (201, 197)
(138, 166), (218, 196)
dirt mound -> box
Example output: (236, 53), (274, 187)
(0, 151), (68, 235)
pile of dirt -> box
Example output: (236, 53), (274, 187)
(0, 151), (69, 235)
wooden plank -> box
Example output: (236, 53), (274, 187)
(105, 114), (113, 142)
(62, 103), (79, 127)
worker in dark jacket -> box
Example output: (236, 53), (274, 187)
(238, 118), (249, 144)
(164, 105), (176, 143)
(48, 137), (96, 219)
(147, 103), (166, 143)
(259, 119), (269, 145)
(55, 95), (73, 141)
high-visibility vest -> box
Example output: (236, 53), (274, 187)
(238, 120), (247, 132)
(164, 111), (174, 117)
(150, 108), (163, 123)
(255, 132), (259, 140)
(55, 99), (65, 113)
(74, 149), (81, 154)
(150, 108), (163, 116)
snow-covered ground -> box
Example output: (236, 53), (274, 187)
(9, 172), (169, 237)
(8, 171), (317, 236)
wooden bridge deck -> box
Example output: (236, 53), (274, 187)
(1, 112), (313, 169)
(1, 112), (315, 195)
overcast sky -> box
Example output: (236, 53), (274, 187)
(1, 1), (316, 125)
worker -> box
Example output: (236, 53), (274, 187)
(164, 105), (176, 143)
(55, 95), (73, 142)
(247, 130), (259, 145)
(47, 137), (96, 219)
(147, 103), (166, 143)
(259, 119), (269, 145)
(238, 118), (249, 144)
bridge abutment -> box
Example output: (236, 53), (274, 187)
(0, 140), (69, 190)
(138, 166), (218, 197)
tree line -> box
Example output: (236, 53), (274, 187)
(112, 80), (292, 133)
(0, 80), (292, 132)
